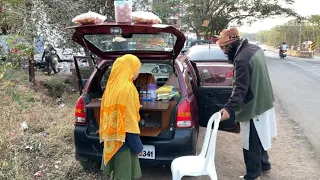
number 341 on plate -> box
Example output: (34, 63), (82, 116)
(138, 145), (155, 160)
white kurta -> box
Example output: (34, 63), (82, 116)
(240, 107), (277, 151)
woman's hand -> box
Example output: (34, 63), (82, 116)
(138, 151), (143, 156)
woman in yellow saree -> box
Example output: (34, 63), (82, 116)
(100, 54), (143, 180)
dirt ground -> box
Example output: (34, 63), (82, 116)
(1, 72), (320, 180)
(139, 98), (320, 180)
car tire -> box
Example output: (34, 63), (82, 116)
(80, 160), (101, 171)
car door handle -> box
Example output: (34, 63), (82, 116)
(205, 92), (214, 97)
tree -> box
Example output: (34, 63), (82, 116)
(27, 0), (153, 49)
(256, 15), (320, 52)
(152, 0), (181, 24)
(307, 15), (320, 49)
(0, 0), (25, 35)
(180, 0), (298, 39)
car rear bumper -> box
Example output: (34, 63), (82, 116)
(74, 125), (198, 165)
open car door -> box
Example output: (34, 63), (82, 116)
(73, 55), (100, 95)
(189, 60), (240, 133)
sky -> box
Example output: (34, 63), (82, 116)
(239, 0), (320, 33)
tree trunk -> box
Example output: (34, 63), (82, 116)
(29, 53), (35, 85)
(1, 26), (7, 35)
(25, 0), (36, 84)
(196, 31), (201, 40)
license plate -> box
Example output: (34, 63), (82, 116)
(138, 145), (155, 160)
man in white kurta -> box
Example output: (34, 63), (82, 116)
(217, 27), (278, 180)
(241, 108), (277, 152)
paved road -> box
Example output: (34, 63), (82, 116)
(265, 50), (320, 160)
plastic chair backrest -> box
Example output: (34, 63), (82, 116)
(203, 112), (221, 169)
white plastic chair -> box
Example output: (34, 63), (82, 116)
(171, 112), (221, 180)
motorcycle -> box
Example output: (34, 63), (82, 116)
(279, 50), (287, 59)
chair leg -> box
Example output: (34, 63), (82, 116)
(208, 171), (217, 180)
(171, 171), (182, 180)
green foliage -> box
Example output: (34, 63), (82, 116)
(5, 88), (35, 111)
(0, 0), (301, 50)
(0, 68), (36, 111)
(0, 62), (17, 80)
(252, 15), (320, 51)
(1, 0), (300, 47)
(176, 0), (298, 38)
(2, 0), (24, 5)
(0, 35), (35, 70)
(0, 0), (25, 35)
(152, 0), (181, 24)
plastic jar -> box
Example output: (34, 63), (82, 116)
(148, 84), (157, 101)
(146, 91), (151, 99)
(114, 0), (132, 23)
(142, 91), (147, 99)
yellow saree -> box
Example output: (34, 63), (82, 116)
(99, 54), (141, 165)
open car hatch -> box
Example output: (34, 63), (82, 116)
(67, 23), (186, 60)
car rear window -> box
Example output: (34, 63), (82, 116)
(187, 48), (228, 61)
(84, 33), (176, 52)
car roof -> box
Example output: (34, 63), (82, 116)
(188, 44), (222, 51)
(186, 44), (228, 61)
(189, 44), (219, 49)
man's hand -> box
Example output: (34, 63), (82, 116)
(219, 108), (230, 121)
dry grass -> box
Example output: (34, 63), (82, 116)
(0, 70), (103, 180)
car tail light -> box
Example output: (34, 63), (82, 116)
(75, 97), (87, 124)
(226, 68), (234, 80)
(176, 100), (194, 128)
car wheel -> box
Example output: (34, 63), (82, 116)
(80, 160), (101, 171)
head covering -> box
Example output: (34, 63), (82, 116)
(99, 54), (141, 165)
(216, 27), (240, 47)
